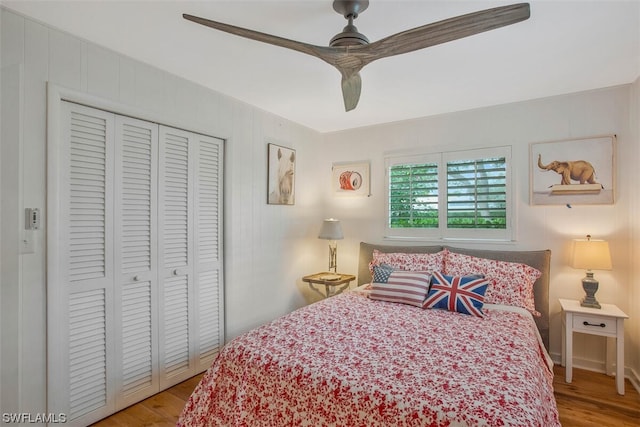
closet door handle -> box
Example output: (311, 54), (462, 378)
(172, 269), (179, 276)
(133, 275), (140, 282)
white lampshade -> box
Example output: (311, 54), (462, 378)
(570, 236), (612, 270)
(318, 218), (343, 240)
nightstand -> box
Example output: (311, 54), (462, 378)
(302, 272), (356, 298)
(559, 298), (628, 395)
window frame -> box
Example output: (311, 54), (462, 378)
(385, 146), (513, 242)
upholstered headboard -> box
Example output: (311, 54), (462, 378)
(357, 242), (552, 350)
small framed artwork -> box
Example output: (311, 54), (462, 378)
(267, 143), (295, 205)
(332, 161), (370, 197)
(530, 135), (615, 205)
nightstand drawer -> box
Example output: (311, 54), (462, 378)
(572, 313), (616, 334)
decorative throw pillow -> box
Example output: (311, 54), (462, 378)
(369, 250), (445, 276)
(444, 250), (541, 316)
(372, 263), (395, 282)
(369, 271), (432, 307)
(422, 271), (489, 318)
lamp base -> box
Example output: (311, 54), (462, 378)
(580, 272), (601, 309)
(327, 242), (338, 273)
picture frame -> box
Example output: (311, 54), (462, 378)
(530, 135), (615, 205)
(332, 161), (370, 197)
(267, 143), (296, 205)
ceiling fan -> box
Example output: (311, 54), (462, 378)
(184, 1), (530, 112)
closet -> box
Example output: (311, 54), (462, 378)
(47, 101), (224, 426)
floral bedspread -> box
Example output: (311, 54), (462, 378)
(178, 292), (559, 426)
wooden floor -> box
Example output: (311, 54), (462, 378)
(93, 366), (639, 426)
(91, 375), (203, 427)
(553, 366), (639, 426)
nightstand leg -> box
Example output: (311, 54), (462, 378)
(616, 318), (625, 395)
(561, 317), (566, 367)
(565, 313), (573, 384)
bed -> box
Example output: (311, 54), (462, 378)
(178, 243), (559, 426)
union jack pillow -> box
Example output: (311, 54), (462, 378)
(422, 271), (489, 317)
(369, 271), (432, 307)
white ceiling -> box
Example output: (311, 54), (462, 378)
(2, 1), (639, 133)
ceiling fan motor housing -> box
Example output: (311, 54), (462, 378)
(330, 21), (369, 46)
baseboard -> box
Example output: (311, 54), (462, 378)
(550, 351), (640, 394)
(627, 366), (640, 394)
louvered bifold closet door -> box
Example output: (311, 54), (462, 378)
(157, 126), (225, 388)
(194, 134), (224, 371)
(113, 116), (160, 407)
(48, 102), (116, 426)
(158, 126), (195, 389)
(50, 101), (225, 421)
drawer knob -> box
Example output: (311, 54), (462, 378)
(583, 321), (606, 328)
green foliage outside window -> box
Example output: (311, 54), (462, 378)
(389, 163), (438, 228)
(447, 158), (507, 229)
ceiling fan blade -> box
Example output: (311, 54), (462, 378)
(184, 13), (363, 111)
(341, 71), (362, 112)
(183, 13), (338, 62)
(362, 3), (530, 64)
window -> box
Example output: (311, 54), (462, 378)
(446, 157), (507, 229)
(386, 147), (512, 240)
(389, 162), (439, 229)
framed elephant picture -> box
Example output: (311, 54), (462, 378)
(529, 135), (615, 205)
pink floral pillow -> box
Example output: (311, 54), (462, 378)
(368, 250), (445, 277)
(443, 249), (541, 316)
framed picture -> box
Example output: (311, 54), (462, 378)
(267, 143), (295, 205)
(332, 161), (370, 197)
(530, 135), (615, 205)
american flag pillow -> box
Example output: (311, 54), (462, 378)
(369, 271), (431, 307)
(372, 264), (395, 282)
(423, 271), (489, 317)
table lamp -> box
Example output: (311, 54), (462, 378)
(318, 218), (343, 273)
(569, 235), (612, 309)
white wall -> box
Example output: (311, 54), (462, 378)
(2, 6), (639, 419)
(318, 85), (639, 383)
(0, 8), (326, 418)
(630, 76), (640, 389)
